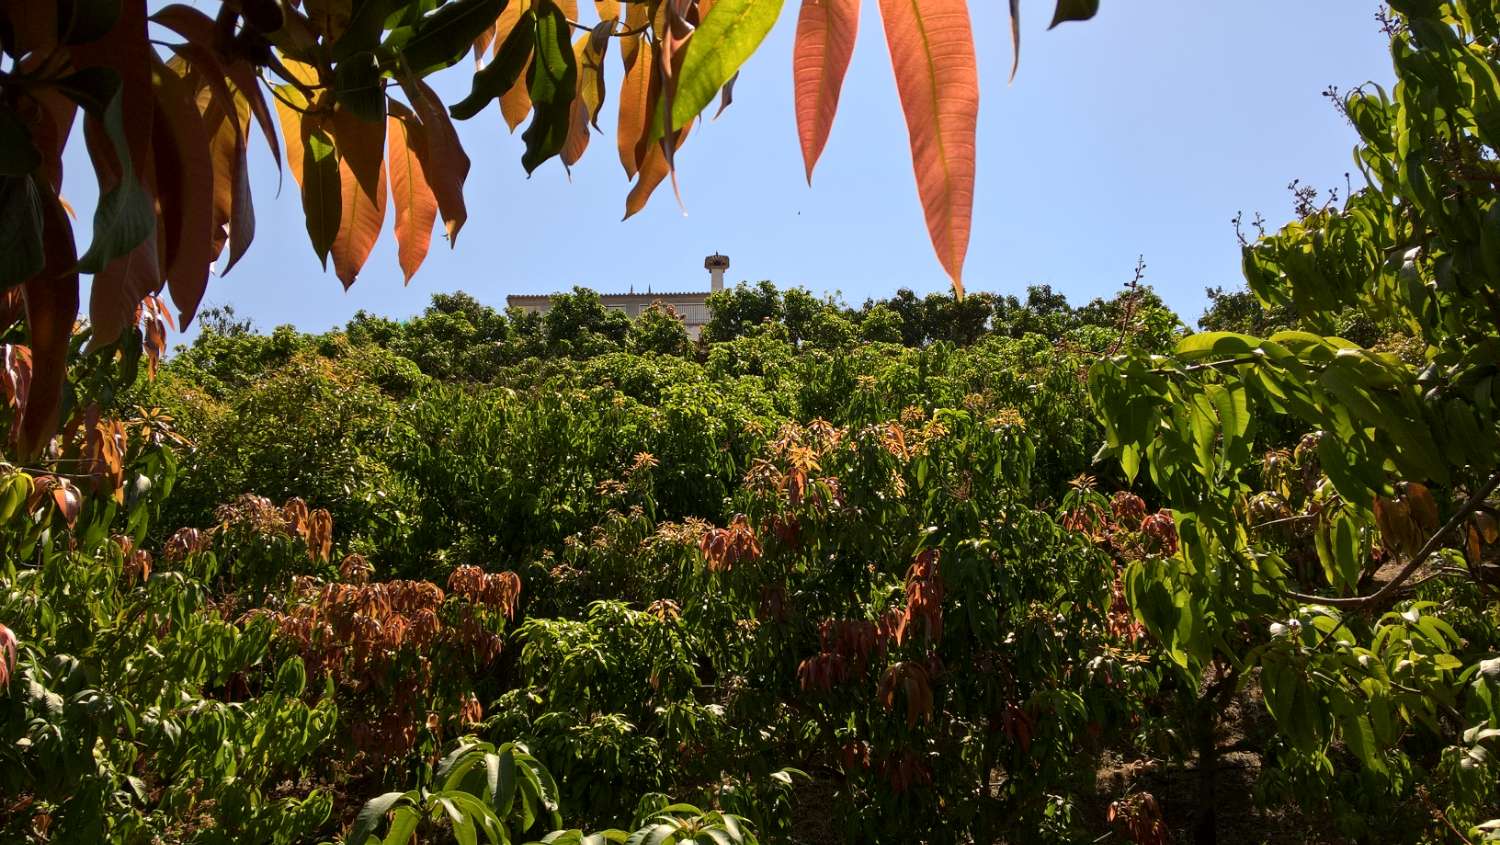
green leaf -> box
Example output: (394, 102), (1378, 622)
(55, 67), (155, 273)
(301, 121), (342, 267)
(496, 747), (518, 819)
(1048, 0), (1099, 29)
(1174, 331), (1257, 361)
(334, 51), (387, 122)
(350, 791), (411, 845)
(382, 806), (421, 845)
(669, 0), (786, 131)
(0, 175), (45, 288)
(334, 0), (394, 61)
(400, 0), (507, 76)
(450, 13), (535, 120)
(520, 0), (577, 173)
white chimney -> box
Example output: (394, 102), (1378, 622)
(704, 252), (729, 293)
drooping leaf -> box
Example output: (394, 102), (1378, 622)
(329, 105), (388, 286)
(149, 4), (282, 167)
(580, 22), (611, 128)
(561, 36), (595, 167)
(0, 176), (45, 288)
(400, 78), (470, 244)
(791, 0), (858, 182)
(877, 0), (979, 292)
(670, 0), (784, 131)
(401, 0), (508, 76)
(451, 13), (535, 120)
(520, 0), (579, 173)
(17, 190), (77, 461)
(616, 38), (656, 178)
(624, 119), (691, 219)
(334, 51), (387, 123)
(276, 89), (343, 267)
(387, 109), (439, 281)
(148, 57), (215, 331)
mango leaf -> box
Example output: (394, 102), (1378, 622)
(400, 0), (508, 76)
(877, 0), (978, 293)
(450, 13), (535, 120)
(148, 57), (215, 331)
(1174, 331), (1257, 361)
(54, 68), (155, 274)
(670, 0), (785, 131)
(616, 38), (656, 178)
(17, 191), (77, 460)
(0, 109), (41, 176)
(520, 0), (578, 173)
(792, 0), (859, 183)
(330, 105), (389, 286)
(1048, 0), (1099, 28)
(387, 109), (439, 282)
(350, 791), (412, 845)
(333, 0), (393, 61)
(399, 77), (470, 243)
(0, 176), (45, 288)
(335, 51), (387, 123)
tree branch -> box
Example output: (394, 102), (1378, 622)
(1280, 470), (1500, 610)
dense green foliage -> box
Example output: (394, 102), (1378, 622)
(4, 5), (1500, 844)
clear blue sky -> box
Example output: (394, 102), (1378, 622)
(73, 1), (1395, 339)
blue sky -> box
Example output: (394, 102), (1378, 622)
(73, 1), (1396, 339)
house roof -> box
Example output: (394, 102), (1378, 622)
(505, 291), (712, 301)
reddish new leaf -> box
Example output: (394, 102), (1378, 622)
(877, 0), (978, 293)
(399, 79), (469, 245)
(387, 110), (439, 282)
(328, 106), (387, 287)
(792, 0), (859, 183)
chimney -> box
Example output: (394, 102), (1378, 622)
(704, 252), (729, 293)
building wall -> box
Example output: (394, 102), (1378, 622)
(506, 293), (712, 340)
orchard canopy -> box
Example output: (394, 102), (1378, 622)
(0, 0), (1099, 459)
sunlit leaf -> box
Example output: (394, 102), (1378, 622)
(670, 0), (785, 131)
(520, 0), (578, 173)
(329, 105), (389, 286)
(387, 109), (439, 282)
(792, 0), (858, 182)
(877, 0), (979, 292)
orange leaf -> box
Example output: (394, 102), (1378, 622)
(400, 79), (470, 246)
(624, 118), (691, 220)
(792, 0), (859, 183)
(617, 38), (656, 178)
(596, 0), (621, 24)
(500, 57), (535, 131)
(329, 107), (387, 288)
(561, 36), (594, 168)
(387, 111), (439, 282)
(150, 57), (215, 329)
(877, 0), (978, 293)
(494, 0), (534, 131)
(17, 192), (78, 461)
